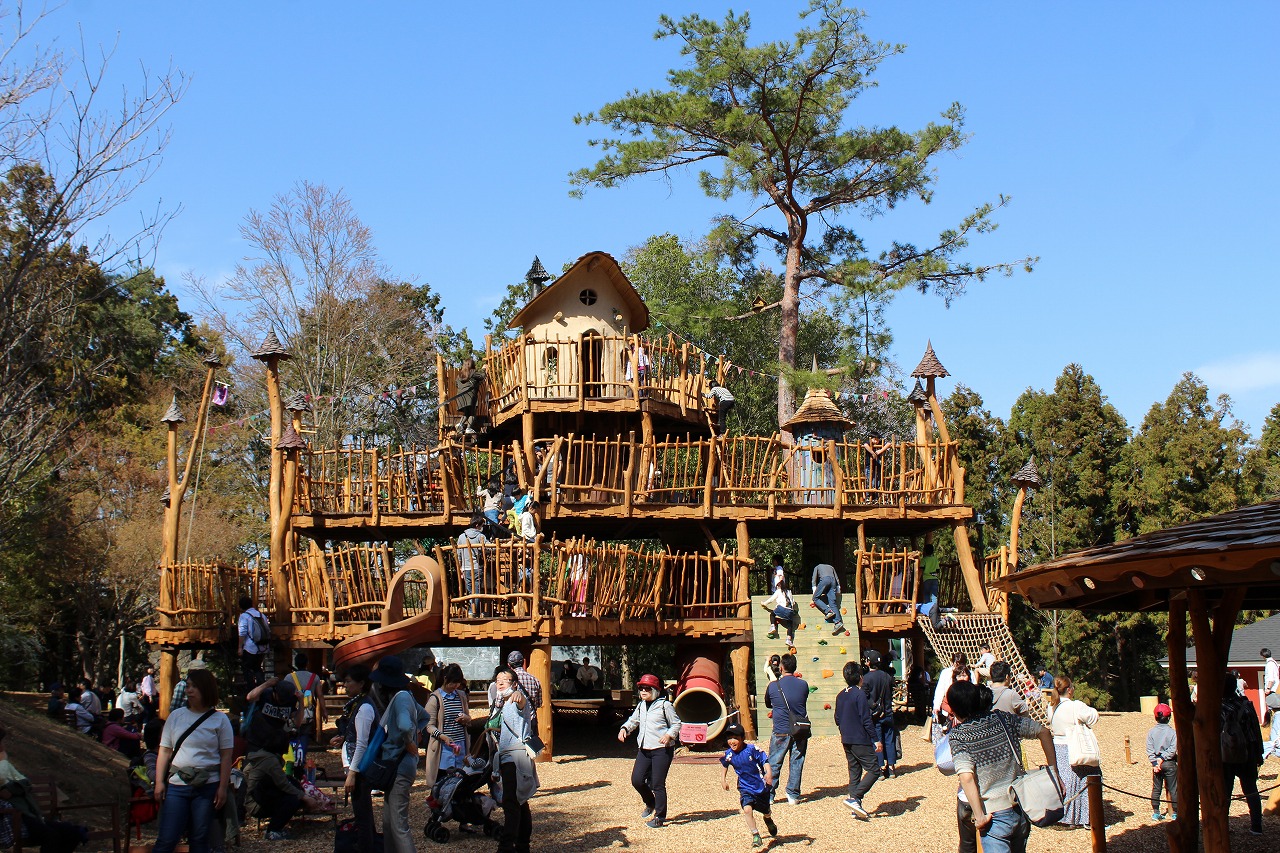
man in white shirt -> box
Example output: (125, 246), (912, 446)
(974, 644), (996, 683)
(1263, 648), (1280, 760)
(576, 657), (601, 695)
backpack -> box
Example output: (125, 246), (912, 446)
(246, 610), (269, 645)
(291, 672), (318, 724)
(240, 700), (259, 736)
(1220, 697), (1258, 764)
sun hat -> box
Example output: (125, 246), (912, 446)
(637, 673), (662, 690)
(371, 655), (410, 690)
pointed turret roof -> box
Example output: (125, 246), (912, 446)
(251, 329), (292, 362)
(781, 387), (853, 432)
(1012, 457), (1042, 489)
(911, 341), (949, 379)
(285, 392), (312, 413)
(526, 256), (551, 285)
(202, 352), (223, 369)
(907, 380), (928, 404)
(276, 422), (307, 451)
(161, 395), (185, 424)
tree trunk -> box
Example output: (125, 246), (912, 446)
(777, 230), (805, 438)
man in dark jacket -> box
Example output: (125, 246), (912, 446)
(860, 650), (897, 777)
(834, 662), (881, 819)
(1221, 669), (1264, 836)
(763, 654), (809, 805)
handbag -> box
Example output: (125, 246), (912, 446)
(1064, 704), (1101, 768)
(777, 681), (811, 740)
(357, 692), (406, 790)
(934, 733), (955, 775)
(998, 716), (1064, 827)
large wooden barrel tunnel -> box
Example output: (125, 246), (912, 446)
(672, 644), (729, 740)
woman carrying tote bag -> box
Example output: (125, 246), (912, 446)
(1047, 676), (1100, 827)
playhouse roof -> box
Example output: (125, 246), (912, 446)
(508, 251), (649, 332)
(911, 341), (949, 379)
(781, 387), (853, 432)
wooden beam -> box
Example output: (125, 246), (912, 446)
(1165, 596), (1199, 852)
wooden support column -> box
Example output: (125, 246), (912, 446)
(1187, 586), (1245, 853)
(528, 642), (554, 762)
(730, 643), (755, 740)
(1165, 595), (1198, 853)
(1087, 774), (1106, 852)
(522, 410), (536, 482)
(952, 521), (990, 613)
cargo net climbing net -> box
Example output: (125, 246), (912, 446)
(918, 612), (1050, 724)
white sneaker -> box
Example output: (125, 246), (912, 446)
(847, 799), (869, 819)
(774, 795), (799, 806)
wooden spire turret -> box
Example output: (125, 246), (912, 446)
(1008, 458), (1041, 571)
(253, 331), (295, 622)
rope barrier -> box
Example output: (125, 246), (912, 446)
(1098, 778), (1280, 803)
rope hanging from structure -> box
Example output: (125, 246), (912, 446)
(917, 612), (1049, 725)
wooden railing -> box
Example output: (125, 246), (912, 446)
(446, 333), (714, 423)
(856, 548), (921, 629)
(834, 438), (957, 505)
(983, 547), (1009, 616)
(430, 537), (751, 627)
(279, 544), (392, 626)
(157, 560), (272, 629)
(295, 435), (964, 522)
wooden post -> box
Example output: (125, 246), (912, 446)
(528, 642), (554, 761)
(1123, 736), (1131, 764)
(1165, 595), (1198, 853)
(1008, 485), (1029, 571)
(703, 439), (716, 517)
(952, 521), (990, 614)
(1087, 774), (1106, 852)
(624, 430), (636, 517)
(1186, 586), (1245, 853)
(678, 343), (689, 416)
(730, 643), (755, 740)
(735, 520), (750, 620)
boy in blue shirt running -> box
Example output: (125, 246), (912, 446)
(720, 723), (777, 849)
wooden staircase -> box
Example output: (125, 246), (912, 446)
(750, 594), (860, 738)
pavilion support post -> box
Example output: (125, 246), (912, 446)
(729, 642), (755, 740)
(1086, 774), (1106, 852)
(528, 642), (554, 762)
(1187, 586), (1245, 853)
(1165, 595), (1199, 853)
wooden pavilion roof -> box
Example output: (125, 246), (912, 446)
(994, 499), (1280, 611)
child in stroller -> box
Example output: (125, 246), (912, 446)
(423, 734), (500, 843)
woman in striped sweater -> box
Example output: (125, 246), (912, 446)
(423, 663), (472, 791)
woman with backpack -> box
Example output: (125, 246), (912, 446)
(1046, 675), (1100, 827)
(152, 668), (234, 853)
(349, 656), (428, 853)
(618, 674), (682, 829)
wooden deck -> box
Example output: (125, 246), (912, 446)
(439, 333), (715, 435)
(291, 434), (970, 537)
(145, 536), (753, 648)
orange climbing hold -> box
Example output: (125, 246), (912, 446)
(822, 669), (834, 679)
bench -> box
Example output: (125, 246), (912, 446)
(0, 775), (121, 853)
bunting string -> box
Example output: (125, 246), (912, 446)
(204, 382), (431, 434)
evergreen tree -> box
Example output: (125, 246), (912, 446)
(570, 0), (1032, 432)
(1115, 373), (1252, 535)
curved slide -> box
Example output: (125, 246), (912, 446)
(333, 555), (446, 672)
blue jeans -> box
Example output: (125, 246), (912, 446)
(812, 577), (843, 628)
(768, 733), (807, 801)
(918, 578), (939, 627)
(878, 717), (899, 769)
(978, 807), (1030, 853)
(153, 781), (218, 853)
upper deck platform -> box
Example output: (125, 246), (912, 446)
(291, 433), (971, 539)
(440, 333), (718, 438)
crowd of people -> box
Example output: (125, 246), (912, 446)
(7, 613), (1275, 853)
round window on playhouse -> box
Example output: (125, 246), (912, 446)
(579, 289), (597, 306)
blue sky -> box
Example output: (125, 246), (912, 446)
(46, 1), (1280, 434)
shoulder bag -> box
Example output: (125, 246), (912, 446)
(934, 732), (955, 775)
(778, 681), (811, 740)
(1064, 702), (1101, 768)
(999, 716), (1063, 827)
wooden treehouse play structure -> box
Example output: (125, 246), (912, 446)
(147, 250), (1041, 751)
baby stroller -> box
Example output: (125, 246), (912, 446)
(423, 738), (499, 843)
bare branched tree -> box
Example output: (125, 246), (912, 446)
(0, 2), (187, 525)
(196, 181), (455, 447)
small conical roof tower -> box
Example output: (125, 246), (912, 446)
(1012, 458), (1042, 489)
(251, 329), (292, 361)
(782, 387), (853, 433)
(907, 379), (928, 404)
(911, 341), (949, 379)
(161, 395), (185, 424)
(276, 422), (307, 451)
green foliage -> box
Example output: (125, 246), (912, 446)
(1114, 373), (1252, 535)
(571, 1), (1032, 425)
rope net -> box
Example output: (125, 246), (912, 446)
(917, 612), (1049, 724)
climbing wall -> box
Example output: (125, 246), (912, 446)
(751, 594), (859, 738)
(917, 613), (1049, 724)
